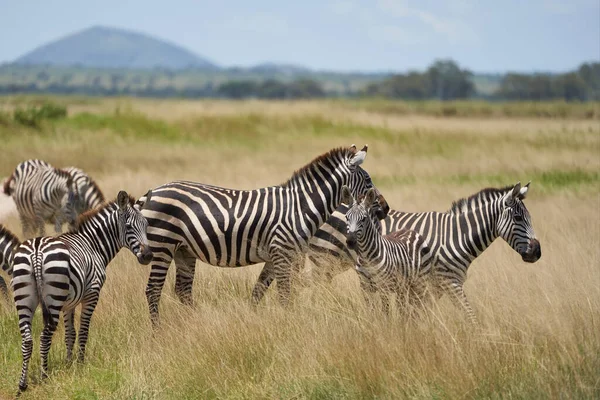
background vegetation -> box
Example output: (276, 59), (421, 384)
(2, 60), (598, 101)
(0, 96), (598, 399)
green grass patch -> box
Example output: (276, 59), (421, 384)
(334, 99), (600, 119)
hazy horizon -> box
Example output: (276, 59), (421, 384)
(1, 0), (598, 73)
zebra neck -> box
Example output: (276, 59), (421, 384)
(356, 218), (386, 264)
(76, 209), (122, 265)
(454, 198), (502, 258)
(285, 163), (350, 230)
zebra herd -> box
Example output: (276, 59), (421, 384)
(0, 145), (542, 392)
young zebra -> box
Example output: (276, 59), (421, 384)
(342, 186), (432, 314)
(0, 225), (21, 298)
(137, 145), (379, 324)
(11, 191), (153, 392)
(308, 183), (542, 324)
(4, 159), (78, 237)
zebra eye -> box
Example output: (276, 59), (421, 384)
(514, 215), (523, 222)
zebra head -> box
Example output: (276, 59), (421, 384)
(497, 182), (541, 263)
(341, 186), (380, 251)
(117, 190), (153, 265)
(344, 144), (390, 218)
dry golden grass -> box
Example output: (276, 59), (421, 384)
(0, 97), (598, 399)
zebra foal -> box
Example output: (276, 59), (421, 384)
(12, 190), (152, 392)
(341, 186), (432, 314)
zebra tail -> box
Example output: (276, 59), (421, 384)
(33, 252), (55, 330)
(2, 173), (14, 196)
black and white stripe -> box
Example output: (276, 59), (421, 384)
(138, 145), (379, 324)
(61, 166), (106, 213)
(308, 182), (541, 324)
(0, 225), (20, 298)
(4, 160), (105, 238)
(11, 191), (152, 392)
(342, 186), (432, 313)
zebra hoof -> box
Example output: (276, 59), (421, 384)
(18, 382), (28, 393)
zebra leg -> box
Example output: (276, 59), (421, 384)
(16, 293), (38, 392)
(251, 261), (275, 305)
(35, 216), (46, 237)
(64, 310), (76, 363)
(20, 216), (33, 239)
(0, 276), (7, 299)
(174, 249), (197, 307)
(18, 321), (34, 392)
(40, 318), (59, 379)
(77, 294), (100, 363)
(145, 253), (174, 326)
(444, 281), (478, 325)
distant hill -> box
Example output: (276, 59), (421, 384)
(15, 26), (218, 70)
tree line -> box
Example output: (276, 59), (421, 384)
(1, 60), (598, 101)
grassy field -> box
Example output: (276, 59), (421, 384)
(0, 97), (598, 399)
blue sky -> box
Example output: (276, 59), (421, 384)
(0, 0), (598, 72)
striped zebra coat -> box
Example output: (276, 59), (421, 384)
(342, 186), (432, 314)
(308, 183), (542, 324)
(4, 160), (105, 237)
(0, 225), (20, 297)
(137, 145), (379, 324)
(11, 191), (152, 392)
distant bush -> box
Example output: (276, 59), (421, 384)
(12, 101), (67, 127)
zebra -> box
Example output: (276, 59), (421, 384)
(0, 225), (20, 298)
(307, 182), (542, 324)
(341, 186), (432, 314)
(11, 190), (153, 392)
(4, 159), (78, 237)
(137, 145), (380, 324)
(4, 160), (105, 237)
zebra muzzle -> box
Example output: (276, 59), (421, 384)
(137, 245), (153, 265)
(346, 233), (358, 250)
(522, 239), (541, 263)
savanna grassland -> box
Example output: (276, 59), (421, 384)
(0, 97), (598, 399)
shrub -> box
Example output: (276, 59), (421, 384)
(12, 101), (67, 127)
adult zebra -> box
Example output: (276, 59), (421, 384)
(0, 225), (20, 298)
(308, 182), (542, 324)
(4, 160), (105, 237)
(11, 191), (152, 392)
(137, 145), (379, 324)
(342, 186), (432, 314)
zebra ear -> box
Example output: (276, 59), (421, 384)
(349, 144), (368, 166)
(518, 181), (530, 200)
(349, 144), (357, 154)
(341, 186), (353, 205)
(135, 190), (152, 211)
(117, 190), (129, 210)
(510, 182), (522, 199)
(363, 188), (377, 208)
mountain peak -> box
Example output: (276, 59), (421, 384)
(15, 26), (218, 70)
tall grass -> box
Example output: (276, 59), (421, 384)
(0, 96), (598, 399)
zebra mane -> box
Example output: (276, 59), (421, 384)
(0, 224), (20, 247)
(70, 194), (136, 232)
(448, 185), (515, 215)
(280, 147), (354, 187)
